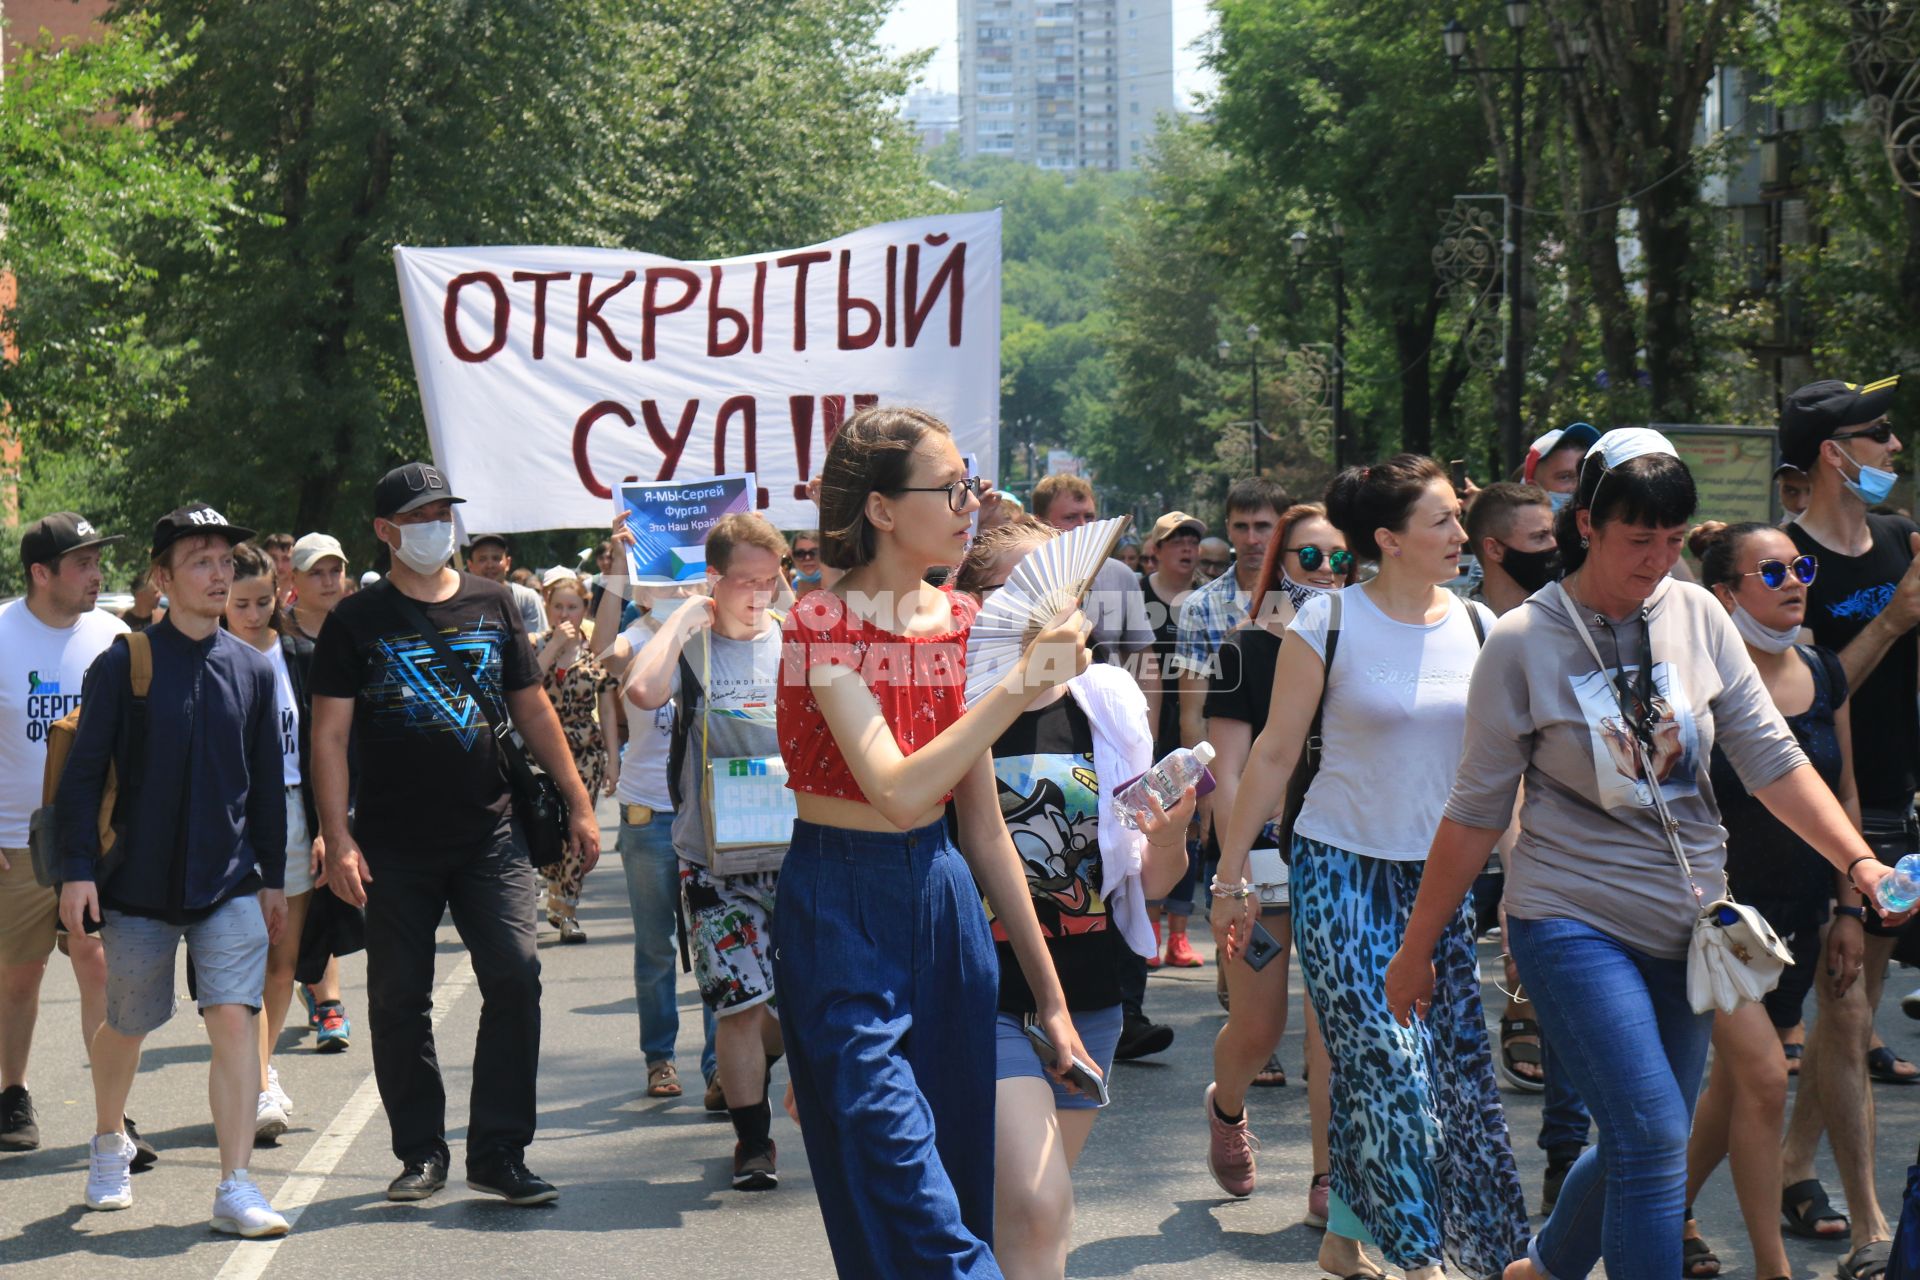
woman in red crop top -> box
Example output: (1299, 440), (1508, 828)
(774, 406), (1095, 1279)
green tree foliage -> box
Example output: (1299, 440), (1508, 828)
(0, 13), (240, 590)
(105, 0), (937, 554)
(929, 150), (1132, 501)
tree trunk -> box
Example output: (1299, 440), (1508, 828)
(1638, 179), (1698, 422)
(1396, 293), (1442, 455)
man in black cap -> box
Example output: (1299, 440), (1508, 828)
(0, 514), (146, 1159)
(309, 462), (599, 1206)
(1777, 375), (1919, 1269)
(57, 503), (290, 1233)
(465, 533), (547, 634)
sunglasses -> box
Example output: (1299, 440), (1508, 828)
(791, 547), (819, 560)
(1288, 544), (1354, 574)
(1743, 555), (1818, 589)
(1198, 558), (1230, 571)
(895, 476), (988, 513)
(1833, 418), (1894, 445)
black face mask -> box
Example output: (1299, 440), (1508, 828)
(1495, 542), (1562, 594)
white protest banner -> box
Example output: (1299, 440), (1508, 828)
(394, 212), (1001, 536)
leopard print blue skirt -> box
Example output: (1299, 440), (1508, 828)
(1291, 835), (1529, 1277)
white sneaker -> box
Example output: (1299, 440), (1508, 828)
(85, 1132), (135, 1211)
(212, 1171), (289, 1238)
(1903, 987), (1920, 1021)
(255, 1093), (289, 1143)
(266, 1065), (293, 1116)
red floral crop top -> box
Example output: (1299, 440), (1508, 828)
(778, 587), (980, 804)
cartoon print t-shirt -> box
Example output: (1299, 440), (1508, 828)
(310, 574), (539, 853)
(976, 694), (1122, 1013)
(1787, 512), (1920, 815)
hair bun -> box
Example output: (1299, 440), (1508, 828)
(1686, 520), (1730, 560)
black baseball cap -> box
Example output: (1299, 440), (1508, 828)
(467, 532), (510, 552)
(150, 503), (256, 559)
(373, 461), (465, 519)
(19, 512), (121, 568)
(1780, 376), (1901, 471)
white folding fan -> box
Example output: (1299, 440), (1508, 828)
(963, 514), (1134, 707)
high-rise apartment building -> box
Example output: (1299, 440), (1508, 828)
(957, 0), (1175, 171)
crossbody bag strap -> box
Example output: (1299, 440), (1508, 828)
(1552, 581), (1702, 903)
(1305, 592), (1342, 755)
(382, 582), (539, 790)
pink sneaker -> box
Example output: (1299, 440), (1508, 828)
(1205, 1083), (1257, 1197)
(1306, 1171), (1330, 1227)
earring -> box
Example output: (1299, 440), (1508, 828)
(1391, 548), (1401, 557)
(1580, 536), (1590, 548)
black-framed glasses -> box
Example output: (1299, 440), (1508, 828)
(790, 546), (820, 561)
(1833, 418), (1894, 445)
(1288, 544), (1354, 573)
(894, 476), (988, 513)
(1744, 555), (1818, 589)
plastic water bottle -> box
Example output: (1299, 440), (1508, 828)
(1876, 854), (1920, 914)
(1114, 742), (1215, 830)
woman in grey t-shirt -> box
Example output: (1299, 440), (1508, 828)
(1384, 430), (1903, 1280)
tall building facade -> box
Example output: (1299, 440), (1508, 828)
(957, 0), (1175, 172)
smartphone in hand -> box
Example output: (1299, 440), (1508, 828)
(1244, 920), (1284, 972)
(1450, 458), (1468, 496)
(1024, 1021), (1111, 1107)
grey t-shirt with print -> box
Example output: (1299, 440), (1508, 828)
(1443, 578), (1807, 959)
(669, 625), (787, 873)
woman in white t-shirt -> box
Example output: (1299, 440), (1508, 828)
(1216, 456), (1525, 1280)
(223, 543), (319, 1142)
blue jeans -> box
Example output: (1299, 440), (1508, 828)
(618, 814), (714, 1081)
(774, 818), (1001, 1278)
(1539, 1034), (1592, 1154)
(1507, 916), (1712, 1280)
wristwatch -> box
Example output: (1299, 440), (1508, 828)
(1834, 904), (1867, 921)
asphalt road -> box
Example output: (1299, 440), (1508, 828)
(5, 800), (1920, 1278)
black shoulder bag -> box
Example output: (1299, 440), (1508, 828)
(383, 583), (568, 867)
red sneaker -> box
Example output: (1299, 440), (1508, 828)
(1146, 916), (1163, 970)
(1165, 931), (1204, 968)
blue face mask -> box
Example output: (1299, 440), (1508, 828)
(1547, 489), (1572, 514)
(1838, 447), (1898, 506)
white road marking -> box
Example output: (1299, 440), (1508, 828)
(212, 955), (477, 1280)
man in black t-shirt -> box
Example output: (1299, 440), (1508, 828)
(310, 462), (599, 1208)
(1776, 376), (1917, 1268)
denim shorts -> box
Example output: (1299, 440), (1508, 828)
(993, 1004), (1124, 1111)
(102, 895), (268, 1036)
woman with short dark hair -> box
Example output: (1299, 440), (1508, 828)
(1386, 429), (1906, 1280)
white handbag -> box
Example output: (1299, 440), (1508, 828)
(1555, 583), (1793, 1015)
(1246, 843), (1289, 909)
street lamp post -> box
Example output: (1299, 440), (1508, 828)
(1216, 324), (1266, 475)
(1443, 4), (1587, 471)
(1290, 226), (1349, 469)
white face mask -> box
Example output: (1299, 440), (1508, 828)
(389, 520), (455, 574)
(1730, 602), (1800, 654)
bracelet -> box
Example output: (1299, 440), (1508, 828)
(1846, 855), (1878, 891)
(1209, 875), (1254, 901)
(1835, 904), (1868, 921)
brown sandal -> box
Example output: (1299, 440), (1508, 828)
(647, 1060), (682, 1098)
